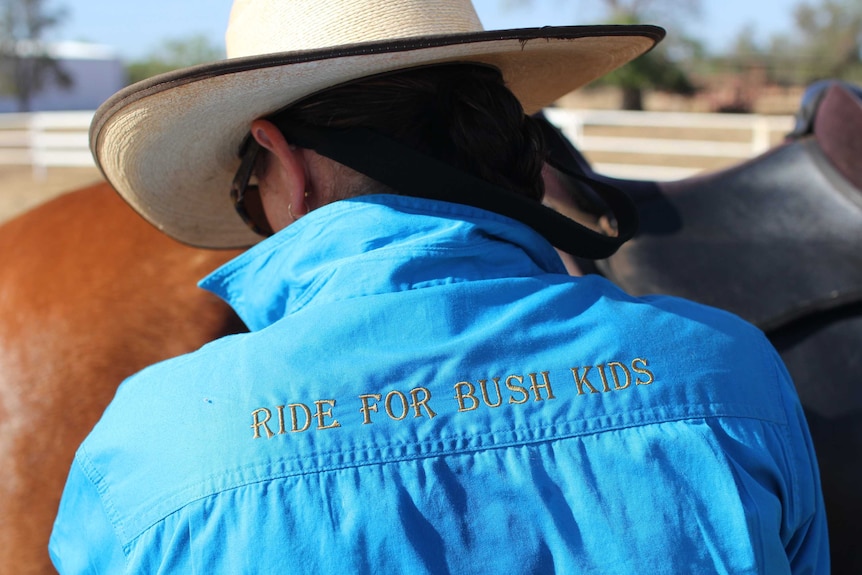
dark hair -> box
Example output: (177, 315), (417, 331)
(270, 64), (547, 200)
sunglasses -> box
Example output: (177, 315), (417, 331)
(230, 138), (275, 237)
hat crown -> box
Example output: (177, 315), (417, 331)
(226, 0), (485, 58)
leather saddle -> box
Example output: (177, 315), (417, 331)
(554, 80), (862, 572)
(596, 81), (862, 335)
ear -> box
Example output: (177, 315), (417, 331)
(250, 119), (310, 226)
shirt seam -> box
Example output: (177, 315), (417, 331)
(121, 405), (785, 546)
(759, 334), (803, 531)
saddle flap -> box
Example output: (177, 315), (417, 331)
(597, 108), (862, 332)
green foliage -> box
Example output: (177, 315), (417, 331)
(497, 1), (707, 109)
(601, 41), (697, 93)
(125, 35), (224, 85)
(591, 10), (699, 109)
(509, 0), (862, 108)
(788, 0), (862, 82)
(722, 0), (862, 86)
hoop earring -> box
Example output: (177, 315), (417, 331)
(288, 202), (297, 222)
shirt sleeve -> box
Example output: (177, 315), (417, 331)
(49, 455), (128, 574)
(767, 342), (831, 574)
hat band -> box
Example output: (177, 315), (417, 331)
(271, 120), (638, 259)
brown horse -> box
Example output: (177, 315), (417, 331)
(0, 182), (246, 574)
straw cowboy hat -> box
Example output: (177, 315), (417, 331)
(91, 0), (664, 249)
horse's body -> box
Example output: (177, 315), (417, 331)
(0, 183), (245, 574)
(2, 81), (860, 574)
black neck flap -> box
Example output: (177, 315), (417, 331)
(273, 119), (639, 259)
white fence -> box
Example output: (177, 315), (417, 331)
(0, 109), (796, 181)
(544, 108), (796, 180)
(0, 111), (95, 176)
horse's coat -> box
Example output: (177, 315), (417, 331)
(0, 182), (246, 574)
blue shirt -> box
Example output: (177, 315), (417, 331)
(50, 195), (828, 574)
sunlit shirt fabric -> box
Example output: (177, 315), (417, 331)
(50, 195), (828, 574)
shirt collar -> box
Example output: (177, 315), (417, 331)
(200, 195), (567, 331)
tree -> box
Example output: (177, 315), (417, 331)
(0, 0), (71, 112)
(733, 0), (862, 86)
(602, 1), (702, 109)
(125, 35), (224, 85)
(598, 11), (699, 109)
(503, 0), (702, 109)
(596, 0), (700, 16)
(790, 0), (862, 82)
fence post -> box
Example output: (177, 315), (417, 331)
(751, 115), (772, 154)
(543, 108), (585, 148)
(570, 110), (585, 148)
(28, 112), (50, 180)
(28, 113), (48, 180)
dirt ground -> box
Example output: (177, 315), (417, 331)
(0, 165), (104, 224)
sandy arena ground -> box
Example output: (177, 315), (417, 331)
(0, 165), (105, 224)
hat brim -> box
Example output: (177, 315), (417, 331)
(92, 25), (664, 248)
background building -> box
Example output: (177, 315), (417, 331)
(0, 41), (125, 113)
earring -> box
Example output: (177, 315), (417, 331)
(287, 189), (311, 223)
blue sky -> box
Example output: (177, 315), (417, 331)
(55, 0), (799, 61)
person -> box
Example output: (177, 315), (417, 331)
(50, 0), (829, 572)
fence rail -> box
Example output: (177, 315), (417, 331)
(0, 111), (95, 176)
(543, 108), (796, 180)
(0, 109), (796, 181)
